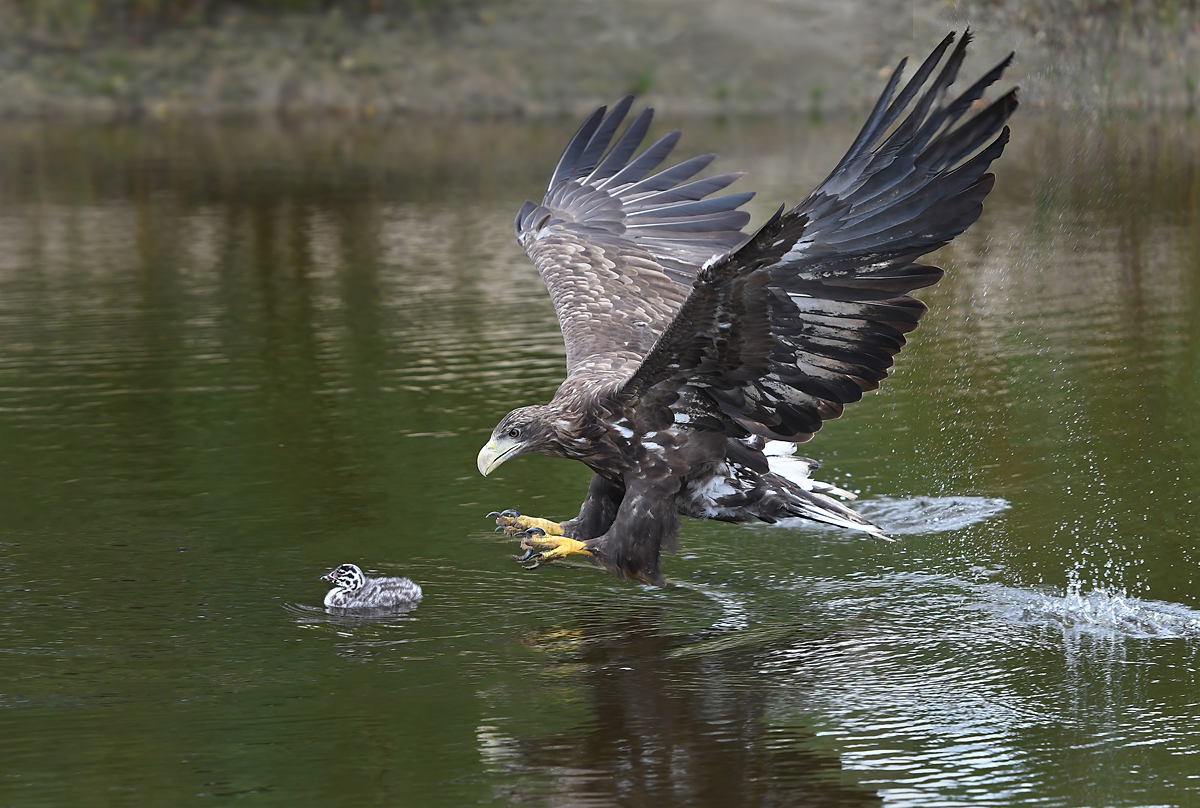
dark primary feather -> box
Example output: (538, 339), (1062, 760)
(622, 30), (1018, 442)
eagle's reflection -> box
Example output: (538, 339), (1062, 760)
(479, 607), (880, 808)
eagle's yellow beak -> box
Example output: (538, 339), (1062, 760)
(477, 437), (520, 476)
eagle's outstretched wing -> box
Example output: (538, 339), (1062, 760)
(622, 31), (1018, 441)
(515, 96), (753, 378)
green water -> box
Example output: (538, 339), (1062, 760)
(1, 113), (1198, 807)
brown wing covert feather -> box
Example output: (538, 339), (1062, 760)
(515, 96), (754, 378)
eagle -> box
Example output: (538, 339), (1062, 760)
(477, 31), (1017, 584)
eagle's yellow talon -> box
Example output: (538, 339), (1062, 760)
(489, 509), (564, 536)
(518, 527), (592, 565)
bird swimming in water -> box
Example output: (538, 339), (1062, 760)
(320, 563), (423, 609)
(477, 31), (1018, 584)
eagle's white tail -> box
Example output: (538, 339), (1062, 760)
(763, 441), (890, 540)
(764, 440), (858, 500)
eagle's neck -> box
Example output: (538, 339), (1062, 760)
(541, 403), (605, 461)
(543, 384), (621, 465)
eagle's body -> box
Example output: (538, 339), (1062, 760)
(478, 32), (1018, 583)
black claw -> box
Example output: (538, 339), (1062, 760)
(487, 511), (501, 520)
(501, 509), (520, 518)
(513, 547), (537, 563)
(520, 527), (547, 539)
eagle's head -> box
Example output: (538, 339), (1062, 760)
(477, 405), (562, 476)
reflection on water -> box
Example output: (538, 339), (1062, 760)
(285, 600), (423, 627)
(477, 610), (882, 808)
(1, 112), (1199, 806)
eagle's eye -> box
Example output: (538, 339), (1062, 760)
(507, 428), (521, 439)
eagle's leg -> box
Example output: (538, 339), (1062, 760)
(560, 473), (624, 539)
(515, 527), (593, 568)
(490, 509), (564, 536)
(586, 473), (681, 584)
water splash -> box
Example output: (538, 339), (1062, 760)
(983, 582), (1200, 639)
(771, 495), (1011, 536)
(858, 496), (1011, 535)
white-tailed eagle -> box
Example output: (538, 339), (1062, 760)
(477, 32), (1017, 583)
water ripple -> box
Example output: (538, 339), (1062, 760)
(749, 566), (1200, 806)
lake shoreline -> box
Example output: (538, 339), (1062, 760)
(0, 0), (1196, 122)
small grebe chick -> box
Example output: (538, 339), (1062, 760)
(320, 563), (422, 609)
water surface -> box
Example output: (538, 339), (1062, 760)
(1, 112), (1198, 806)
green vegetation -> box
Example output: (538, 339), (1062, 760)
(629, 63), (655, 96)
